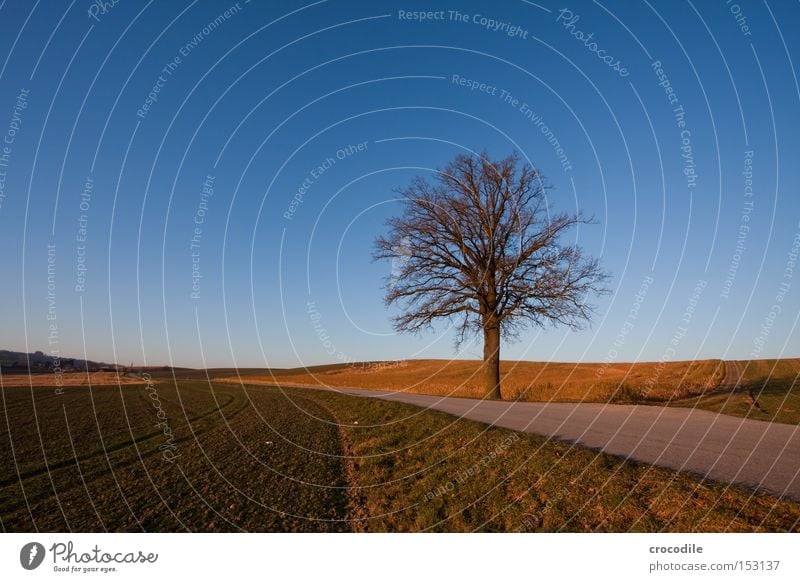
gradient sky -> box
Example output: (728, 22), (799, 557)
(0, 0), (798, 368)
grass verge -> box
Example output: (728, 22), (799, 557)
(288, 385), (800, 532)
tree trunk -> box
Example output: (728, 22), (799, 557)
(483, 319), (501, 399)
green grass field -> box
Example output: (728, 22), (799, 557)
(2, 381), (799, 532)
(0, 381), (350, 532)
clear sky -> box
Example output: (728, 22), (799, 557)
(0, 0), (798, 368)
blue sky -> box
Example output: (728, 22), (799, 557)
(0, 0), (798, 368)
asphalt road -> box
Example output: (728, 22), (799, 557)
(305, 384), (800, 501)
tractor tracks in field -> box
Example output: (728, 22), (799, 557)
(715, 361), (768, 413)
(0, 388), (247, 511)
(720, 360), (745, 391)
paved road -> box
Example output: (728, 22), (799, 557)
(284, 383), (800, 501)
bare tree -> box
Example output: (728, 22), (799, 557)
(374, 151), (608, 399)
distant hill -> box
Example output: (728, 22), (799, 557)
(0, 349), (117, 374)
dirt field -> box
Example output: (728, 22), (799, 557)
(217, 359), (728, 402)
(0, 371), (147, 387)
